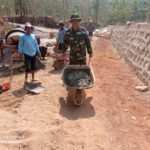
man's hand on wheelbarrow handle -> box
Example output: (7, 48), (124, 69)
(88, 54), (93, 65)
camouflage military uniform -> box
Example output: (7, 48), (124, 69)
(64, 26), (93, 65)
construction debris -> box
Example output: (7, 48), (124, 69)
(135, 86), (149, 92)
(93, 26), (113, 39)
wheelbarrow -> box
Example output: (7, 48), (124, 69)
(49, 48), (70, 70)
(61, 64), (95, 106)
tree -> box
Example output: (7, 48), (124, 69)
(0, 0), (150, 26)
(93, 0), (100, 24)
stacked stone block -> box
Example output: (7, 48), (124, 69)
(111, 26), (150, 86)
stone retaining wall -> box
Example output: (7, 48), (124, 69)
(111, 24), (150, 86)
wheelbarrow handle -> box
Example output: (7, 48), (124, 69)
(88, 56), (92, 66)
(10, 55), (14, 87)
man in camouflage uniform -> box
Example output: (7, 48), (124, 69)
(87, 20), (95, 39)
(64, 14), (93, 65)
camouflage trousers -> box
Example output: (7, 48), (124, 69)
(69, 57), (86, 65)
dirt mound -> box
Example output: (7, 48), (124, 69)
(0, 18), (11, 36)
(5, 16), (57, 28)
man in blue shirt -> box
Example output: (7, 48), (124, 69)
(18, 22), (40, 85)
(55, 21), (67, 52)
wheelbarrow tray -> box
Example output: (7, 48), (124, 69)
(61, 65), (95, 89)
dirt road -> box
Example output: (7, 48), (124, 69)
(0, 37), (149, 150)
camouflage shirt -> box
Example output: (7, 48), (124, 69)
(64, 26), (93, 65)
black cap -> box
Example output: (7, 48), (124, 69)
(70, 14), (81, 22)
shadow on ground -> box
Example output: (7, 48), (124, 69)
(59, 96), (95, 120)
(12, 87), (27, 98)
(48, 69), (62, 75)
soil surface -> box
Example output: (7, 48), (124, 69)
(0, 37), (149, 150)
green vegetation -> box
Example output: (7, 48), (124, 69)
(0, 0), (150, 26)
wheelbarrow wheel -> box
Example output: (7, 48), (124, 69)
(68, 89), (86, 106)
(53, 60), (65, 70)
